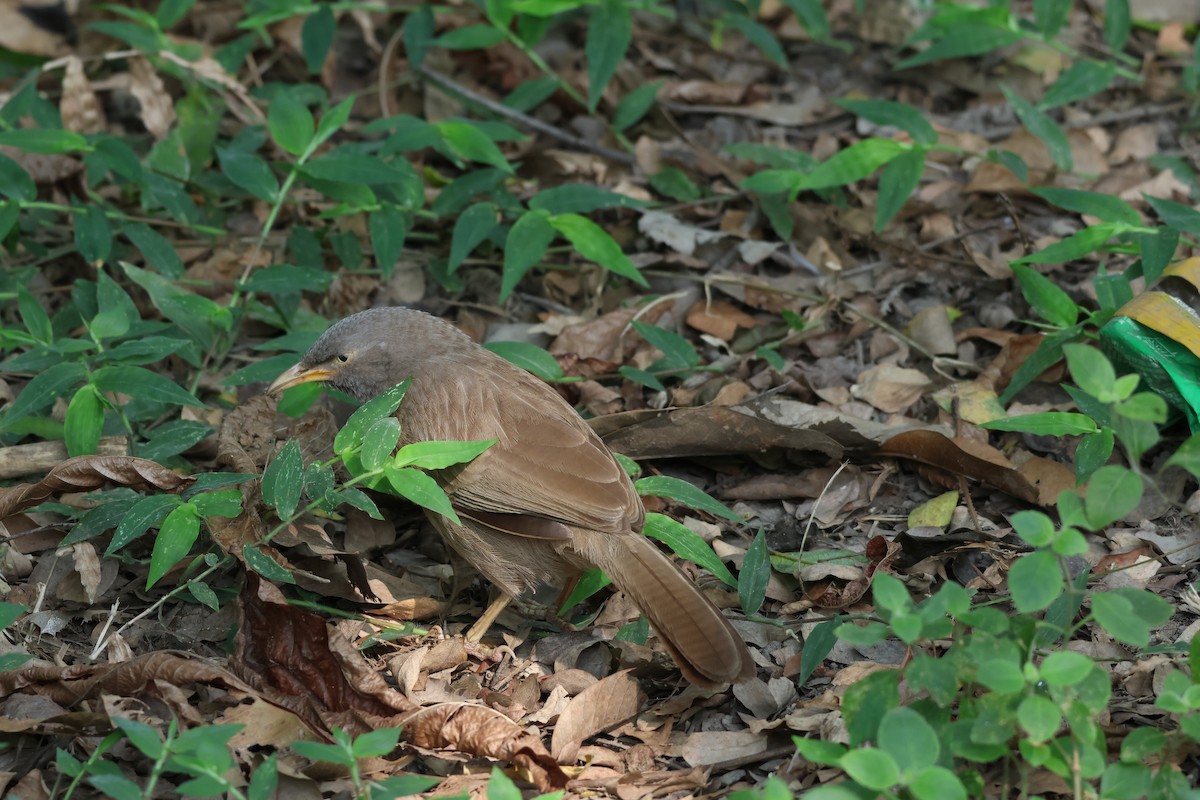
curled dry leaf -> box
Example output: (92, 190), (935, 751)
(402, 702), (569, 792)
(550, 669), (644, 764)
(0, 456), (194, 519)
(877, 429), (1040, 504)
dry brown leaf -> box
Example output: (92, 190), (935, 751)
(60, 57), (106, 135)
(0, 456), (193, 519)
(877, 430), (1040, 503)
(127, 56), (176, 140)
(852, 364), (932, 413)
(550, 670), (644, 764)
(686, 299), (759, 341)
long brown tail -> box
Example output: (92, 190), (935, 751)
(584, 532), (755, 688)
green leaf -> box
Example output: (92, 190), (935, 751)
(0, 128), (89, 153)
(108, 494), (181, 555)
(619, 366), (665, 391)
(875, 147), (924, 231)
(780, 0), (829, 41)
(613, 80), (664, 132)
(1083, 465), (1142, 529)
(437, 121), (514, 173)
(91, 271), (133, 341)
(435, 24), (506, 49)
(242, 544), (297, 584)
(395, 439), (496, 470)
(64, 385), (104, 457)
(483, 341), (564, 380)
(835, 99), (936, 145)
(648, 167), (700, 202)
(1164, 432), (1200, 479)
(334, 380), (410, 455)
(268, 92), (315, 157)
(642, 512), (736, 587)
(558, 567), (611, 612)
(17, 286), (52, 344)
(448, 202), (498, 273)
(1001, 85), (1072, 171)
(1104, 0), (1131, 51)
(147, 503), (201, 589)
(1039, 650), (1095, 687)
(156, 0), (196, 28)
(0, 602), (28, 630)
(724, 15), (786, 67)
(798, 138), (907, 192)
(262, 439), (304, 520)
(351, 727), (402, 759)
(1041, 60), (1116, 109)
(502, 76), (560, 112)
(0, 155), (34, 201)
(1014, 224), (1121, 266)
(92, 365), (204, 408)
(896, 25), (1021, 69)
(501, 209), (556, 301)
(0, 362), (87, 430)
(1092, 587), (1171, 647)
(301, 4), (335, 73)
(313, 97), (355, 150)
(191, 490), (243, 519)
(385, 465), (460, 523)
(1137, 228), (1177, 284)
(1145, 194), (1200, 235)
(980, 412), (1098, 436)
(1010, 263), (1079, 328)
(1034, 0), (1071, 36)
(587, 0), (631, 111)
(75, 206), (113, 265)
(360, 417), (401, 472)
(122, 223), (185, 277)
(402, 4), (435, 68)
(739, 529), (769, 616)
(370, 206), (410, 280)
(1009, 550), (1062, 612)
(1017, 694), (1061, 743)
(1075, 428), (1113, 485)
(530, 185), (648, 215)
(300, 154), (414, 185)
(635, 475), (741, 524)
(839, 748), (900, 791)
(1031, 187), (1141, 226)
(797, 617), (840, 685)
(122, 263), (232, 349)
(216, 147), (279, 202)
(630, 320), (698, 371)
(878, 707), (939, 771)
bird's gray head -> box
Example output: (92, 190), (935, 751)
(267, 307), (471, 402)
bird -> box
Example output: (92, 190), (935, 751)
(268, 306), (754, 688)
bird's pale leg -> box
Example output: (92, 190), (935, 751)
(466, 592), (513, 641)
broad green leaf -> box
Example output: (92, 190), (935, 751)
(878, 707), (939, 771)
(434, 24), (506, 49)
(17, 286), (52, 344)
(839, 748), (900, 792)
(369, 206), (410, 280)
(552, 212), (648, 287)
(797, 138), (906, 192)
(64, 385), (104, 457)
(1002, 85), (1072, 171)
(896, 25), (1021, 69)
(360, 417), (402, 472)
(333, 380), (410, 455)
(1165, 432), (1200, 478)
(1145, 194), (1200, 235)
(301, 4), (335, 73)
(109, 494), (183, 555)
(1075, 428), (1113, 484)
(1017, 694), (1061, 743)
(739, 529), (770, 616)
(648, 168), (700, 202)
(262, 439), (304, 519)
(242, 544), (297, 584)
(92, 365), (204, 408)
(836, 99), (936, 145)
(384, 465), (459, 523)
(558, 567), (612, 612)
(587, 0), (631, 111)
(613, 80), (664, 132)
(500, 210), (556, 301)
(395, 439), (496, 470)
(875, 147), (924, 231)
(1104, 0), (1131, 51)
(1034, 0), (1071, 36)
(1091, 589), (1162, 647)
(642, 512), (736, 587)
(437, 121), (514, 172)
(635, 475), (742, 524)
(1010, 263), (1079, 328)
(484, 341), (564, 380)
(122, 223), (185, 278)
(724, 15), (787, 67)
(188, 579), (220, 611)
(980, 412), (1097, 436)
(1031, 187), (1141, 226)
(0, 128), (89, 154)
(190, 490), (243, 519)
(1083, 465), (1142, 529)
(0, 362), (87, 430)
(1014, 224), (1121, 265)
(147, 503), (201, 589)
(502, 76), (558, 112)
(1137, 228), (1178, 284)
(1039, 651), (1095, 687)
(619, 365), (665, 391)
(448, 202), (498, 273)
(629, 320), (698, 371)
(1041, 60), (1116, 109)
(216, 147), (279, 202)
(351, 727), (402, 759)
(0, 154), (35, 200)
(402, 5), (435, 68)
(122, 263), (232, 349)
(75, 205), (113, 265)
(780, 0), (829, 41)
(1009, 550), (1062, 612)
(91, 271), (133, 340)
(268, 91), (315, 157)
(300, 155), (414, 185)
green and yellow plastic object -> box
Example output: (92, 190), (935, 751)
(1100, 257), (1200, 432)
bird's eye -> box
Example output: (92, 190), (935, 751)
(337, 354), (349, 363)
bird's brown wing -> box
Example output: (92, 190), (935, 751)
(399, 359), (643, 535)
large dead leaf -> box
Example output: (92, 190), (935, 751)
(0, 456), (193, 518)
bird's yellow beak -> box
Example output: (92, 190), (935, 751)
(267, 363), (335, 395)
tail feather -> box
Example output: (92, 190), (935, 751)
(586, 533), (754, 687)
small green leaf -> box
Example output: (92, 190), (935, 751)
(1009, 550), (1062, 612)
(1039, 650), (1095, 686)
(875, 147), (924, 231)
(333, 380), (410, 455)
(0, 155), (35, 201)
(643, 512), (736, 587)
(216, 147), (279, 202)
(1017, 694), (1062, 743)
(896, 25), (1020, 69)
(438, 121), (513, 172)
(17, 286), (52, 344)
(268, 91), (315, 157)
(1001, 85), (1072, 171)
(635, 475), (742, 524)
(500, 209), (556, 301)
(836, 99), (936, 145)
(262, 439), (304, 520)
(1010, 263), (1079, 328)
(301, 154), (413, 185)
(1014, 224), (1121, 266)
(395, 439), (496, 470)
(242, 544), (297, 584)
(839, 748), (900, 792)
(75, 205), (113, 265)
(1010, 510), (1056, 548)
(1145, 195), (1200, 236)
(1104, 0), (1131, 52)
(1083, 466), (1142, 529)
(587, 0), (631, 111)
(980, 412), (1097, 436)
(402, 4), (435, 68)
(351, 727), (402, 759)
(1033, 188), (1141, 226)
(360, 417), (402, 472)
(448, 202), (498, 273)
(483, 341), (564, 380)
(878, 707), (939, 771)
(147, 503), (201, 589)
(630, 321), (698, 371)
(613, 80), (664, 132)
(648, 167), (700, 202)
(385, 465), (460, 523)
(548, 215), (648, 289)
(0, 128), (89, 153)
(370, 206), (410, 280)
(434, 24), (507, 49)
(1041, 60), (1116, 109)
(313, 97), (355, 150)
(190, 490), (243, 519)
(1075, 428), (1113, 485)
(739, 529), (770, 616)
(780, 0), (830, 41)
(109, 494), (181, 555)
(64, 385), (104, 457)
(0, 362), (87, 431)
(92, 365), (205, 408)
(301, 4), (334, 74)
(798, 138), (906, 193)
